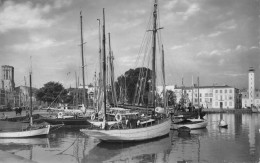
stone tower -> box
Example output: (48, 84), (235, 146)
(248, 67), (255, 107)
(1, 65), (15, 92)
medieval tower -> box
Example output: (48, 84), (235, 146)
(1, 65), (15, 92)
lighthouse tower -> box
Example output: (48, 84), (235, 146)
(248, 67), (255, 107)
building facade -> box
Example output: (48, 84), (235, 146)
(174, 85), (241, 109)
(242, 67), (260, 108)
(1, 65), (15, 92)
(248, 67), (255, 106)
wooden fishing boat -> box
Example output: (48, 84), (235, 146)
(0, 125), (50, 138)
(42, 117), (90, 125)
(171, 118), (208, 130)
(81, 0), (171, 142)
(83, 134), (171, 163)
(177, 126), (191, 133)
(0, 62), (50, 138)
(81, 118), (171, 142)
(218, 119), (228, 128)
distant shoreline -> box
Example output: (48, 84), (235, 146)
(203, 108), (253, 113)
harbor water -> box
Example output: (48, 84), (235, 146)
(0, 113), (259, 163)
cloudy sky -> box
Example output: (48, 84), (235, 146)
(0, 0), (259, 89)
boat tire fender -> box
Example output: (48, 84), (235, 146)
(115, 113), (122, 122)
(91, 113), (96, 120)
(58, 112), (63, 118)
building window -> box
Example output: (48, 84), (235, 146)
(229, 89), (232, 93)
(195, 99), (198, 103)
(209, 93), (213, 97)
(229, 102), (232, 106)
(225, 89), (227, 93)
(200, 98), (202, 102)
(205, 93), (208, 97)
(215, 90), (218, 93)
(225, 95), (227, 100)
(225, 102), (227, 106)
(210, 98), (212, 102)
(229, 96), (233, 100)
(220, 90), (222, 93)
(200, 93), (202, 97)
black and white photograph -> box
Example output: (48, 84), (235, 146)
(0, 0), (259, 162)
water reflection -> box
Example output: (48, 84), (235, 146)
(0, 114), (259, 163)
(83, 135), (172, 163)
(171, 129), (208, 163)
(0, 137), (50, 161)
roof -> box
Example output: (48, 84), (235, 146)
(174, 85), (233, 89)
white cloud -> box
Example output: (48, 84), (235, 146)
(122, 9), (146, 16)
(197, 48), (231, 56)
(184, 4), (200, 18)
(235, 45), (248, 51)
(0, 1), (53, 33)
(223, 72), (246, 77)
(250, 46), (259, 50)
(217, 19), (237, 30)
(54, 0), (72, 9)
(170, 44), (187, 50)
(218, 59), (225, 65)
(110, 19), (142, 30)
(208, 31), (222, 37)
(163, 0), (178, 10)
(11, 35), (70, 51)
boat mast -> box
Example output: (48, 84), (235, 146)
(102, 8), (107, 121)
(192, 75), (194, 106)
(80, 11), (87, 111)
(97, 18), (102, 112)
(152, 0), (158, 109)
(94, 72), (97, 108)
(75, 72), (78, 106)
(97, 19), (102, 84)
(162, 45), (166, 109)
(108, 33), (117, 106)
(198, 76), (200, 107)
(29, 57), (33, 126)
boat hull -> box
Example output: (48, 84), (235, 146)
(80, 118), (171, 142)
(0, 125), (50, 138)
(89, 121), (118, 127)
(42, 118), (90, 125)
(171, 119), (208, 130)
(218, 120), (228, 128)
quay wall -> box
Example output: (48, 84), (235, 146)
(203, 108), (252, 113)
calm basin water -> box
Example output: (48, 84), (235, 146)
(0, 113), (259, 163)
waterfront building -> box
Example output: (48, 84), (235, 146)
(241, 67), (260, 108)
(174, 85), (241, 109)
(1, 65), (15, 92)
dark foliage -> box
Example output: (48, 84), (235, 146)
(36, 81), (68, 105)
(115, 67), (152, 104)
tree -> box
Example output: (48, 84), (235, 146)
(167, 90), (177, 106)
(115, 67), (152, 105)
(36, 81), (68, 105)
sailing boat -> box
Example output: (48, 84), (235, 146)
(42, 12), (95, 126)
(218, 112), (228, 128)
(0, 60), (50, 138)
(80, 0), (171, 142)
(171, 77), (208, 130)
